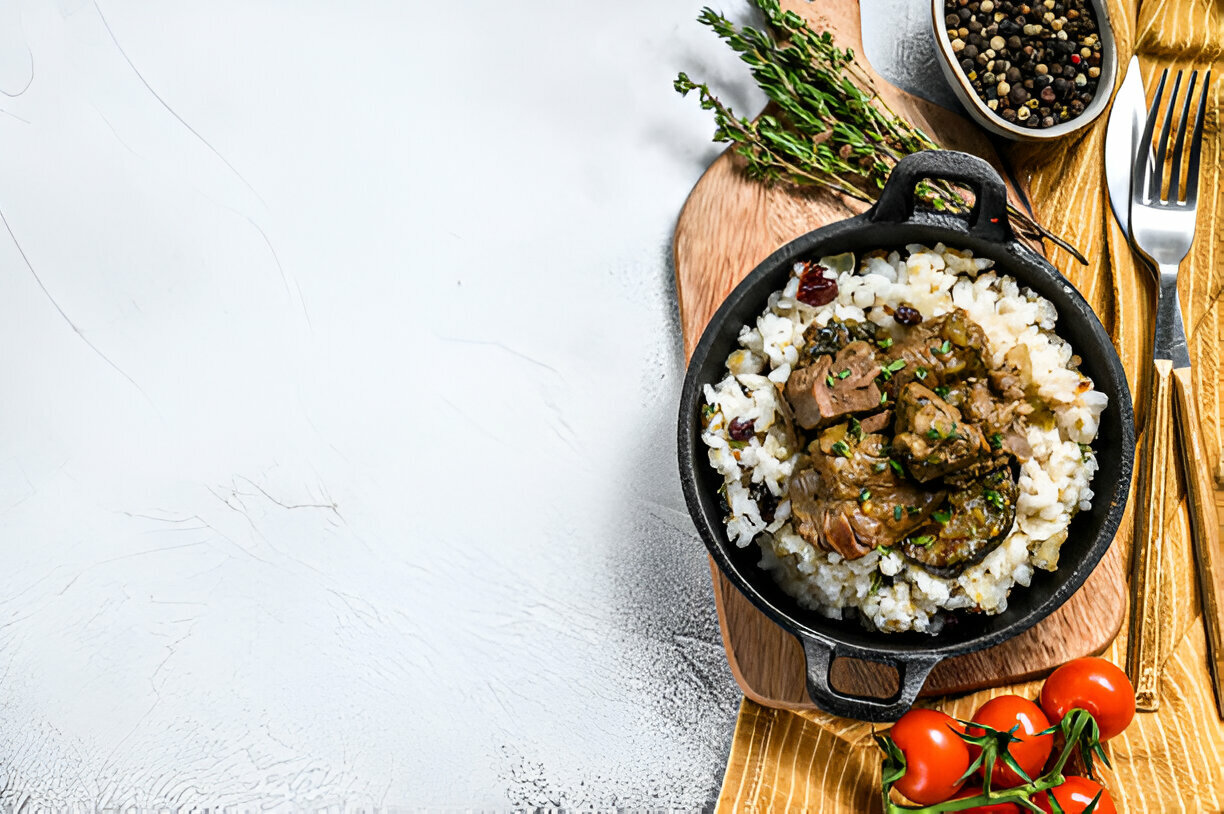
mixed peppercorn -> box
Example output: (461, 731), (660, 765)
(943, 0), (1103, 130)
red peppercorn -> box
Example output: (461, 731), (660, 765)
(1070, 54), (1081, 64)
(796, 262), (838, 306)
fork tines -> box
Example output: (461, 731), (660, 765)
(1135, 68), (1213, 208)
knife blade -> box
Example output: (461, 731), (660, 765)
(1105, 56), (1146, 237)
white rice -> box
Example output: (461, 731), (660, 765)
(700, 243), (1105, 634)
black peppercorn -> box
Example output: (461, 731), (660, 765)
(944, 0), (1101, 129)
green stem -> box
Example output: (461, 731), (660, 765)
(884, 776), (1061, 814)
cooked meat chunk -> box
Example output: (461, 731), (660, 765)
(859, 410), (893, 435)
(785, 358), (831, 429)
(962, 380), (1034, 462)
(900, 468), (1018, 575)
(778, 310), (1043, 575)
(880, 308), (990, 397)
(892, 382), (989, 482)
(788, 423), (944, 559)
(785, 341), (882, 429)
(990, 344), (1032, 403)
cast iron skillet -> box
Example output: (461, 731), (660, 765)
(677, 150), (1134, 722)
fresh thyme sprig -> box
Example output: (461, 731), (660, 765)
(675, 0), (1086, 264)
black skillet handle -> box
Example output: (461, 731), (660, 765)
(870, 150), (1014, 244)
(799, 635), (940, 722)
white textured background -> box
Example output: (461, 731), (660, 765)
(0, 0), (775, 808)
(0, 0), (940, 807)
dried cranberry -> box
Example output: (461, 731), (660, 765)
(895, 305), (923, 326)
(728, 417), (755, 440)
(796, 262), (838, 306)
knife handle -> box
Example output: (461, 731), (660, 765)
(1171, 366), (1224, 718)
(1128, 358), (1174, 710)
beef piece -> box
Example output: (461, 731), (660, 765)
(784, 341), (882, 430)
(785, 357), (831, 429)
(858, 410), (893, 435)
(989, 344), (1032, 404)
(892, 382), (990, 482)
(900, 468), (1018, 575)
(788, 423), (944, 560)
(962, 380), (1034, 462)
(879, 308), (990, 398)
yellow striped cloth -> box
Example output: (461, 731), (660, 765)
(715, 0), (1224, 809)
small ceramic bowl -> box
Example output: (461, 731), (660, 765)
(931, 0), (1118, 140)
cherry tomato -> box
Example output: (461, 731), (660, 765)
(1040, 657), (1136, 741)
(967, 695), (1054, 789)
(1034, 776), (1117, 814)
(952, 785), (1022, 813)
(889, 708), (970, 804)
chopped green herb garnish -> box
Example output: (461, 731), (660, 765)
(837, 369), (852, 379)
(1079, 442), (1093, 462)
(880, 391), (888, 404)
(877, 337), (894, 349)
(932, 339), (952, 354)
(893, 505), (903, 521)
(926, 427), (943, 440)
(872, 461), (887, 473)
(906, 505), (921, 516)
(825, 375), (836, 388)
(934, 385), (950, 399)
(989, 432), (1004, 451)
(908, 534), (936, 548)
(886, 359), (906, 373)
(858, 487), (871, 503)
(830, 440), (851, 458)
(702, 404), (717, 421)
(932, 509), (951, 524)
(875, 545), (893, 555)
(889, 459), (903, 475)
(869, 571), (883, 596)
(728, 440), (747, 449)
(983, 488), (1004, 510)
(848, 417), (863, 441)
(915, 367), (928, 380)
(945, 422), (961, 441)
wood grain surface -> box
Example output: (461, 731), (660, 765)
(676, 0), (1128, 707)
(1128, 358), (1174, 709)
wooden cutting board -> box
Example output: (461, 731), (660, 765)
(674, 0), (1128, 708)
